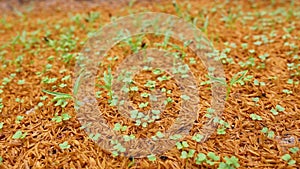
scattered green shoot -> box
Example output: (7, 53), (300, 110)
(281, 154), (296, 165)
(147, 154), (156, 162)
(250, 114), (262, 121)
(59, 141), (71, 150)
(289, 147), (299, 154)
(52, 113), (71, 123)
(12, 130), (27, 139)
(218, 156), (240, 169)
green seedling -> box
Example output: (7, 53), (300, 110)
(113, 123), (127, 132)
(289, 147), (299, 154)
(281, 154), (296, 165)
(147, 154), (156, 162)
(218, 156), (240, 169)
(59, 141), (70, 150)
(208, 70), (248, 100)
(192, 134), (204, 142)
(15, 116), (24, 124)
(43, 90), (72, 108)
(261, 127), (275, 138)
(250, 113), (262, 120)
(176, 141), (189, 150)
(195, 153), (206, 164)
(89, 133), (101, 141)
(169, 134), (182, 140)
(12, 130), (27, 139)
(52, 113), (71, 123)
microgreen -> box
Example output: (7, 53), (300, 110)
(15, 115), (24, 124)
(217, 120), (230, 135)
(147, 154), (156, 162)
(52, 113), (71, 123)
(192, 134), (204, 142)
(164, 97), (173, 105)
(123, 134), (135, 142)
(12, 130), (27, 139)
(0, 122), (3, 129)
(141, 92), (150, 98)
(253, 79), (265, 86)
(195, 153), (206, 164)
(42, 90), (72, 108)
(252, 97), (259, 103)
(59, 141), (71, 150)
(207, 152), (220, 161)
(180, 95), (190, 101)
(218, 156), (240, 169)
(138, 102), (149, 109)
(289, 147), (299, 154)
(151, 110), (161, 115)
(144, 80), (156, 90)
(261, 127), (275, 138)
(282, 89), (292, 94)
(281, 154), (296, 165)
(113, 123), (127, 132)
(176, 141), (189, 150)
(209, 70), (248, 100)
(100, 67), (113, 98)
(89, 133), (101, 141)
(250, 113), (262, 120)
(169, 134), (182, 140)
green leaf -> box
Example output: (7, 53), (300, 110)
(288, 160), (296, 165)
(275, 105), (285, 112)
(289, 147), (299, 154)
(130, 110), (138, 119)
(252, 97), (259, 103)
(180, 95), (190, 100)
(196, 153), (206, 164)
(218, 162), (227, 169)
(169, 134), (182, 140)
(206, 160), (215, 166)
(0, 122), (3, 129)
(182, 141), (189, 148)
(261, 127), (268, 133)
(151, 110), (161, 115)
(217, 128), (226, 135)
(207, 152), (220, 161)
(281, 154), (291, 161)
(52, 115), (62, 123)
(267, 131), (275, 138)
(59, 141), (70, 150)
(113, 123), (122, 131)
(176, 142), (183, 149)
(141, 92), (150, 98)
(147, 154), (156, 162)
(12, 130), (23, 139)
(192, 134), (204, 142)
(138, 102), (149, 108)
(61, 113), (71, 121)
(188, 149), (196, 158)
(73, 72), (83, 95)
(224, 156), (240, 167)
(156, 131), (164, 138)
(270, 108), (278, 115)
(250, 113), (262, 120)
(42, 90), (72, 98)
(230, 70), (248, 86)
(180, 151), (188, 159)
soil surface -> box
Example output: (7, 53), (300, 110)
(0, 0), (299, 168)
